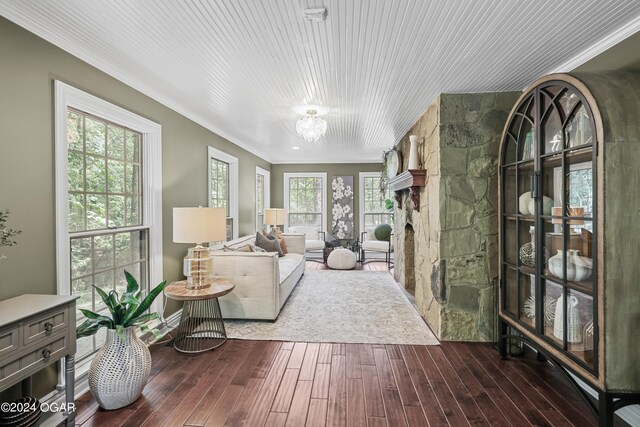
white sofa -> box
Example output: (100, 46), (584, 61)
(210, 233), (306, 320)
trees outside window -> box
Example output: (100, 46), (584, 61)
(284, 173), (327, 231)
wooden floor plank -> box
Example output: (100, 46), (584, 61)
(380, 388), (408, 427)
(299, 343), (320, 381)
(438, 343), (511, 427)
(367, 417), (388, 427)
(286, 380), (314, 427)
(184, 341), (256, 426)
(388, 358), (421, 407)
(311, 363), (332, 399)
(272, 368), (301, 413)
(251, 341), (283, 379)
(359, 344), (375, 366)
(203, 384), (244, 427)
(413, 346), (470, 427)
(346, 343), (362, 379)
(288, 342), (308, 369)
(327, 354), (347, 427)
(372, 348), (395, 389)
(244, 348), (293, 427)
(404, 405), (429, 427)
(265, 411), (289, 427)
(346, 378), (366, 427)
(361, 365), (386, 419)
(224, 377), (267, 427)
(426, 346), (491, 426)
(307, 398), (329, 427)
(319, 343), (333, 364)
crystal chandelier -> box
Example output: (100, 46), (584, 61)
(296, 109), (327, 143)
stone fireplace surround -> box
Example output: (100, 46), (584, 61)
(393, 92), (519, 341)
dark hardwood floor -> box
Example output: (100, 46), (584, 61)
(73, 262), (598, 426)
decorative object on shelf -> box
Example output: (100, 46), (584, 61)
(174, 207), (227, 290)
(583, 319), (594, 351)
(547, 249), (592, 282)
(523, 295), (557, 326)
(264, 208), (286, 234)
(0, 209), (21, 261)
(569, 249), (592, 281)
(519, 192), (532, 215)
(519, 226), (549, 267)
(553, 293), (583, 343)
(385, 149), (401, 179)
(77, 271), (167, 410)
(551, 206), (585, 230)
(408, 135), (419, 169)
(295, 109), (327, 143)
(527, 195), (554, 216)
(331, 176), (354, 239)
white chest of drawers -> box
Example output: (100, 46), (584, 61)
(0, 294), (78, 426)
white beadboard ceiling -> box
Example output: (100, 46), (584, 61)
(2, 1), (640, 163)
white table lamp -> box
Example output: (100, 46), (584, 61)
(173, 207), (226, 290)
(264, 208), (285, 233)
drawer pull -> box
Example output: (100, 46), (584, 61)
(42, 348), (51, 360)
(44, 322), (54, 335)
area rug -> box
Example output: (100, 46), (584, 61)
(224, 270), (439, 345)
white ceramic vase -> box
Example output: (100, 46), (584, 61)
(548, 250), (576, 280)
(553, 294), (583, 343)
(408, 135), (419, 169)
(519, 192), (532, 215)
(88, 327), (152, 410)
(527, 196), (554, 216)
(568, 249), (593, 282)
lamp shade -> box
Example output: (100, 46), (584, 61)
(173, 207), (226, 244)
(264, 208), (285, 225)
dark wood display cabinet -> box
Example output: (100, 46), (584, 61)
(498, 72), (640, 426)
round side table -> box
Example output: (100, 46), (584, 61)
(164, 278), (234, 353)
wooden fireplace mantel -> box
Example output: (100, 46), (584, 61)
(389, 169), (427, 211)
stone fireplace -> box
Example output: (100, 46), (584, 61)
(392, 92), (519, 341)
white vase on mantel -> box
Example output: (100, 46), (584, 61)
(408, 135), (419, 169)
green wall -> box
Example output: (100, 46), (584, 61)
(0, 17), (270, 398)
(270, 163), (382, 238)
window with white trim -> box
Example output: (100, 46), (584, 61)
(256, 167), (271, 232)
(55, 82), (163, 363)
(284, 173), (327, 231)
(208, 146), (238, 241)
(359, 172), (392, 235)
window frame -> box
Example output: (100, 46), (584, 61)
(283, 172), (327, 232)
(359, 172), (392, 236)
(54, 81), (163, 316)
(207, 146), (239, 241)
(256, 166), (271, 232)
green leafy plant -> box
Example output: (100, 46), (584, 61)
(0, 210), (22, 260)
(76, 271), (167, 339)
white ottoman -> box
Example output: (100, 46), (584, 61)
(327, 248), (357, 270)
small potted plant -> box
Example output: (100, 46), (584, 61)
(0, 209), (21, 260)
(76, 271), (167, 410)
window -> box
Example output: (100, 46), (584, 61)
(55, 81), (162, 363)
(208, 146), (238, 241)
(359, 172), (392, 234)
(256, 167), (271, 232)
(284, 173), (327, 231)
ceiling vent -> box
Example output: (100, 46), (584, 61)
(304, 8), (327, 22)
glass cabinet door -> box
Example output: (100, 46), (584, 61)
(501, 83), (597, 370)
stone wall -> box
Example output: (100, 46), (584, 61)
(393, 92), (520, 341)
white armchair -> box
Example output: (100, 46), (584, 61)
(360, 226), (394, 268)
(288, 225), (325, 261)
